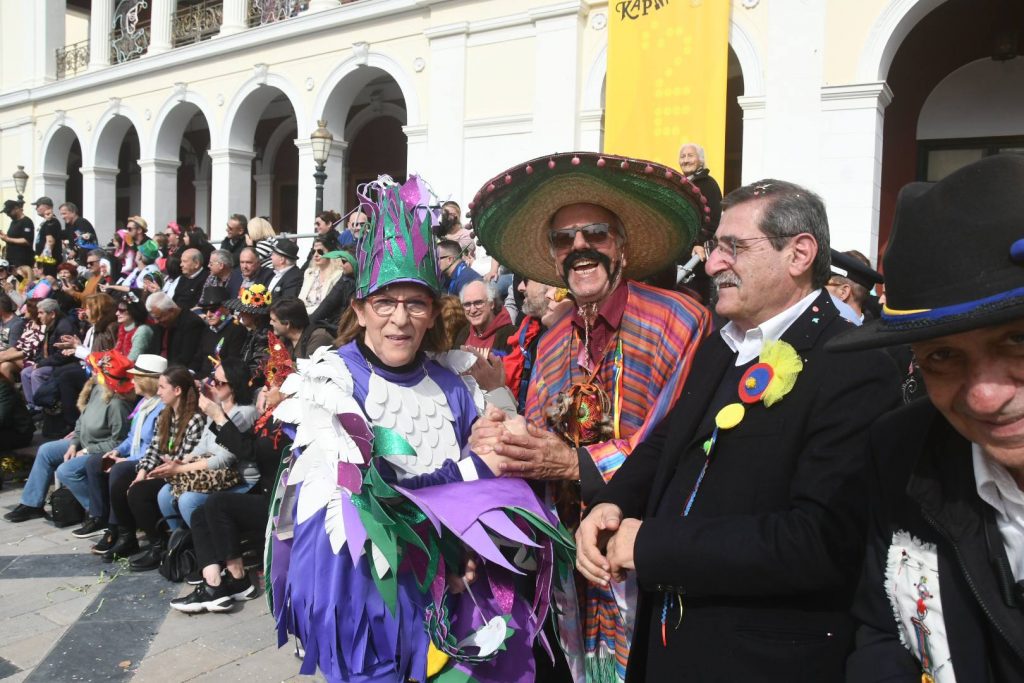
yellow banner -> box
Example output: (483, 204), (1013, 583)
(605, 0), (731, 177)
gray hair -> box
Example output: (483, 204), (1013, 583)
(679, 142), (706, 165)
(182, 248), (202, 266)
(721, 179), (831, 288)
(210, 249), (234, 268)
(145, 291), (178, 313)
(59, 202), (79, 215)
(37, 298), (60, 314)
(459, 279), (500, 304)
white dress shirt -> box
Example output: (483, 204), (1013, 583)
(973, 444), (1024, 581)
(719, 289), (820, 365)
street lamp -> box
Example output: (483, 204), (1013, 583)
(310, 120), (333, 215)
(12, 166), (28, 201)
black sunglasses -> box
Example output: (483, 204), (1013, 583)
(547, 223), (614, 252)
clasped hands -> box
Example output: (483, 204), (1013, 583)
(469, 405), (579, 481)
(575, 503), (641, 587)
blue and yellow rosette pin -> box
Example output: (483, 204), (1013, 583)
(714, 340), (804, 434)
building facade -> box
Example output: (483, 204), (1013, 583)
(0, 0), (1021, 261)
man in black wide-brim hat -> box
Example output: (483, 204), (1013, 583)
(835, 154), (1024, 683)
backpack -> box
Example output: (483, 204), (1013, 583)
(48, 486), (85, 528)
(158, 528), (198, 583)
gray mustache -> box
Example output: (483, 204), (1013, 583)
(713, 273), (742, 288)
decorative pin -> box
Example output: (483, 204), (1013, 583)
(812, 317), (820, 324)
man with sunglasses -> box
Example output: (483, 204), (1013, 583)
(438, 238), (481, 296)
(573, 179), (900, 681)
(66, 248), (106, 304)
(470, 152), (712, 681)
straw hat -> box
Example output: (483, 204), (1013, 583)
(470, 152), (709, 286)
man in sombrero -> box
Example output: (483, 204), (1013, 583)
(836, 155), (1024, 682)
(470, 152), (713, 681)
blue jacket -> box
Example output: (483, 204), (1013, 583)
(114, 399), (165, 460)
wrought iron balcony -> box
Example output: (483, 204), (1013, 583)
(248, 0), (309, 27)
(173, 0), (224, 47)
(56, 39), (90, 80)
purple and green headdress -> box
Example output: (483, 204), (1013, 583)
(355, 175), (442, 299)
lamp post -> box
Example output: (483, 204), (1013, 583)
(12, 166), (28, 201)
(310, 120), (333, 215)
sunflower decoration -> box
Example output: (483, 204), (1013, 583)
(231, 283), (273, 314)
(34, 254), (57, 266)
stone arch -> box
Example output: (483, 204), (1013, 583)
(90, 102), (146, 169)
(147, 90), (218, 159)
(857, 0), (950, 81)
(219, 71), (307, 149)
(259, 117), (298, 175)
(40, 118), (87, 174)
(313, 51), (421, 140)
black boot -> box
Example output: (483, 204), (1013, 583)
(128, 536), (165, 572)
(91, 526), (117, 555)
(104, 528), (141, 564)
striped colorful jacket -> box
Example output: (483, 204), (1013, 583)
(524, 280), (710, 681)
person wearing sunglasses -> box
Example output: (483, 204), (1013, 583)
(438, 238), (481, 296)
(469, 152), (714, 680)
(195, 286), (247, 377)
(298, 236), (344, 314)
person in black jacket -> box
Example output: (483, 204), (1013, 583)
(1, 200), (35, 268)
(678, 142), (723, 303)
(308, 249), (356, 331)
(169, 349), (294, 613)
(196, 287), (247, 376)
(21, 298), (76, 407)
(31, 196), (64, 264)
(266, 238), (302, 302)
(833, 154), (1024, 683)
(570, 179), (899, 682)
(146, 291), (205, 373)
(173, 248), (209, 311)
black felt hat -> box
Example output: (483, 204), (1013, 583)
(828, 154), (1024, 351)
(270, 238), (300, 261)
(199, 286), (229, 309)
(830, 249), (883, 291)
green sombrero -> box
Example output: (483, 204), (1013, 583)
(469, 152), (709, 286)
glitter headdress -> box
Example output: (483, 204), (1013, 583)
(355, 175), (442, 299)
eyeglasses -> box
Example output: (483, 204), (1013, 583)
(350, 221), (368, 229)
(209, 377), (228, 388)
(312, 249), (325, 256)
(86, 260), (99, 266)
(703, 235), (777, 261)
(116, 307), (128, 313)
(201, 306), (221, 313)
(367, 296), (432, 317)
(462, 299), (489, 311)
(548, 223), (614, 252)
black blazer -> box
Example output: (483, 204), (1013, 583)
(270, 266), (302, 302)
(173, 268), (208, 311)
(847, 401), (1024, 683)
(593, 291), (901, 682)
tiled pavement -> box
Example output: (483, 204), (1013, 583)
(0, 441), (325, 682)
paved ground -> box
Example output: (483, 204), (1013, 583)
(0, 441), (325, 682)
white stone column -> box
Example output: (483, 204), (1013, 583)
(193, 179), (210, 232)
(147, 0), (175, 55)
(578, 110), (604, 152)
(81, 166), (119, 242)
(737, 95), (766, 185)
(424, 23), (468, 201)
(30, 0), (64, 85)
(37, 172), (69, 207)
(139, 157), (180, 234)
(403, 125), (429, 178)
(88, 0), (113, 70)
(208, 148), (255, 242)
(323, 142), (347, 214)
(532, 7), (582, 154)
(253, 174), (275, 218)
(818, 82), (893, 259)
(219, 0), (249, 37)
(293, 139), (318, 236)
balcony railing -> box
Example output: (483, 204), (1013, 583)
(173, 0), (224, 47)
(248, 0), (309, 27)
(56, 39), (90, 80)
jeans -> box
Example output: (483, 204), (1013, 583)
(55, 454), (91, 513)
(20, 365), (53, 406)
(157, 479), (255, 529)
(20, 438), (71, 508)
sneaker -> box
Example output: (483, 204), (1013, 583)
(4, 504), (46, 523)
(72, 517), (106, 538)
(169, 581), (233, 614)
(185, 568), (204, 586)
(224, 572), (257, 601)
(91, 528), (116, 554)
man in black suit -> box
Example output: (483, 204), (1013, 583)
(267, 238), (302, 302)
(238, 246), (272, 290)
(146, 291), (205, 373)
(173, 247), (208, 311)
(576, 179), (899, 682)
